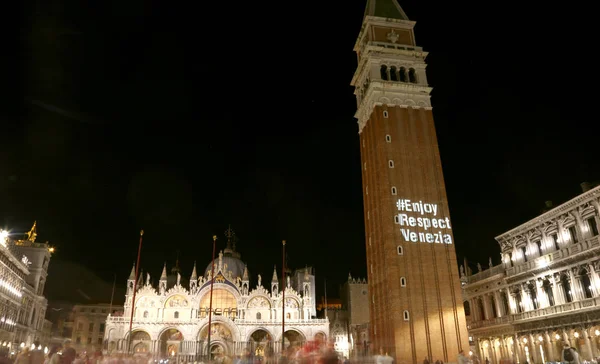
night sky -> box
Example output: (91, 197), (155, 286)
(4, 0), (598, 301)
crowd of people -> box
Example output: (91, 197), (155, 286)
(0, 337), (407, 364)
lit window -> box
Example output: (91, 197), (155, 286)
(383, 110), (389, 118)
(403, 310), (409, 320)
(391, 186), (397, 195)
(386, 135), (391, 143)
(397, 246), (403, 255)
(400, 277), (406, 287)
(389, 160), (394, 168)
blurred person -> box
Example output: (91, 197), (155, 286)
(31, 342), (45, 364)
(61, 340), (76, 364)
(46, 345), (63, 364)
(16, 347), (31, 364)
(562, 343), (580, 364)
(457, 351), (468, 364)
(374, 349), (392, 364)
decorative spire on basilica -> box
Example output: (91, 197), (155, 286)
(190, 261), (197, 281)
(242, 265), (248, 281)
(129, 263), (136, 280)
(160, 263), (168, 280)
(272, 265), (278, 282)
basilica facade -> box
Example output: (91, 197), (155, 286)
(104, 240), (328, 361)
(462, 183), (600, 364)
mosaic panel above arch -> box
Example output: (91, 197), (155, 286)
(248, 296), (271, 309)
(165, 294), (189, 308)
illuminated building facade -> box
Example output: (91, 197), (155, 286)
(319, 274), (370, 359)
(0, 223), (52, 352)
(351, 0), (468, 362)
(104, 233), (328, 361)
(462, 183), (600, 363)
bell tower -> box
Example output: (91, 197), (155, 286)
(351, 1), (468, 362)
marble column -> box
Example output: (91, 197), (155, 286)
(521, 284), (533, 311)
(536, 279), (549, 308)
(493, 291), (504, 317)
(507, 289), (518, 314)
(544, 331), (554, 362)
(588, 263), (600, 296)
(583, 329), (593, 361)
(556, 274), (568, 304)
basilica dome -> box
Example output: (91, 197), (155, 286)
(205, 247), (247, 281)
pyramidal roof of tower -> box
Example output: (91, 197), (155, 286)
(364, 0), (409, 20)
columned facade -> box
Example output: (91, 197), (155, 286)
(463, 184), (600, 363)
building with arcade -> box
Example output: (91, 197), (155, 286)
(462, 183), (600, 363)
(104, 233), (328, 361)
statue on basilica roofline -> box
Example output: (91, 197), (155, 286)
(477, 262), (482, 272)
(26, 221), (37, 242)
(258, 274), (262, 287)
(489, 257), (493, 268)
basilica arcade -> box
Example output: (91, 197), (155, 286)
(104, 239), (328, 361)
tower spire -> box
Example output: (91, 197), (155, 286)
(364, 0), (409, 20)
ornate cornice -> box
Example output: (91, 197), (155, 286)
(496, 187), (600, 246)
(355, 82), (432, 134)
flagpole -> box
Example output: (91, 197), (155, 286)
(109, 273), (116, 314)
(207, 235), (217, 360)
(281, 240), (286, 354)
(127, 230), (144, 354)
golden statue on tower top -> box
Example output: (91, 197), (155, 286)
(26, 221), (37, 242)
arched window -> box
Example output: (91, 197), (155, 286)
(174, 311), (179, 319)
(383, 110), (389, 118)
(389, 160), (395, 168)
(256, 312), (262, 320)
(397, 246), (403, 255)
(400, 277), (406, 287)
(390, 66), (398, 81)
(409, 68), (417, 83)
(380, 65), (388, 80)
(391, 186), (397, 195)
(286, 313), (291, 319)
(399, 67), (408, 82)
(143, 311), (148, 318)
